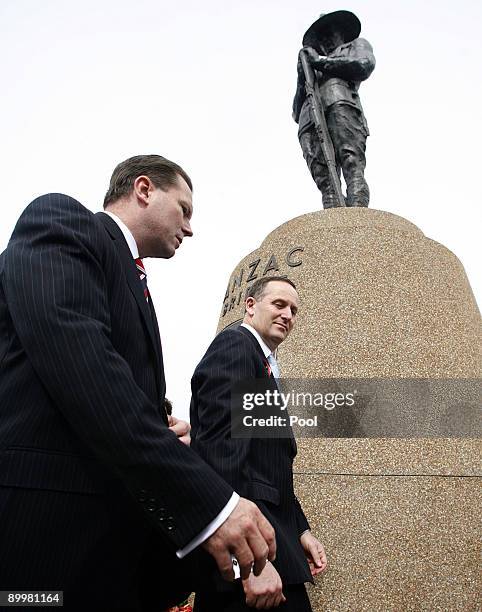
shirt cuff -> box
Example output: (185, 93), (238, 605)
(176, 492), (240, 559)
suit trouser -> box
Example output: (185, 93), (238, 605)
(299, 102), (369, 208)
(194, 582), (312, 612)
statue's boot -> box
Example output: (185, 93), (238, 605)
(314, 166), (346, 209)
(345, 173), (370, 207)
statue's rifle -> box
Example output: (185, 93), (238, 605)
(300, 49), (345, 207)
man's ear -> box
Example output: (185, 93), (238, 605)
(245, 297), (256, 316)
(133, 175), (151, 207)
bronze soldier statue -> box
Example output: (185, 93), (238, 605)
(293, 10), (375, 208)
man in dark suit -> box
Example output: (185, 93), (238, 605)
(190, 277), (327, 611)
(0, 155), (276, 611)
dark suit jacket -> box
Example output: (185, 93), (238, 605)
(190, 325), (313, 587)
(0, 193), (233, 610)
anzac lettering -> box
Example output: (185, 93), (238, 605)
(262, 255), (279, 276)
(246, 258), (261, 283)
(286, 247), (304, 267)
(221, 246), (304, 317)
(231, 269), (244, 293)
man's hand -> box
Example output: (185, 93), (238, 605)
(168, 414), (191, 446)
(300, 531), (327, 576)
(202, 498), (276, 582)
(301, 46), (329, 69)
(242, 560), (286, 609)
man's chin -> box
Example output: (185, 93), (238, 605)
(145, 247), (176, 259)
(161, 243), (177, 258)
(269, 329), (287, 346)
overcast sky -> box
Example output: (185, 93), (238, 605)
(1, 0), (480, 420)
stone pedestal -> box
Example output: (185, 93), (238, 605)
(217, 208), (481, 611)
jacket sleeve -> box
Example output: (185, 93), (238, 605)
(294, 496), (310, 535)
(3, 193), (234, 548)
(190, 330), (256, 497)
(320, 38), (375, 81)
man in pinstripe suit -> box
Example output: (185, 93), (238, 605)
(0, 155), (276, 611)
(191, 277), (327, 611)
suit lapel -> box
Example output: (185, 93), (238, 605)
(96, 213), (163, 396)
(237, 325), (270, 368)
(236, 325), (297, 455)
(147, 299), (166, 401)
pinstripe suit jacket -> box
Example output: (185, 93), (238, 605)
(190, 325), (313, 586)
(0, 193), (233, 604)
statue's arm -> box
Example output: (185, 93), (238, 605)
(292, 54), (306, 123)
(310, 38), (375, 81)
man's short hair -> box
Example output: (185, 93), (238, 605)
(103, 154), (192, 208)
(246, 276), (297, 301)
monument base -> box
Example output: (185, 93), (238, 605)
(218, 208), (481, 610)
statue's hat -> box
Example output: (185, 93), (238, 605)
(302, 10), (361, 47)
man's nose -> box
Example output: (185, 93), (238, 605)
(281, 307), (292, 321)
(183, 220), (193, 238)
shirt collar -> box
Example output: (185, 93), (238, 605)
(241, 323), (274, 359)
(103, 211), (139, 259)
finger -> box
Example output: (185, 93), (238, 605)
(274, 591), (285, 607)
(255, 595), (269, 609)
(247, 532), (269, 577)
(212, 548), (235, 582)
(255, 511), (276, 562)
(245, 589), (256, 607)
(179, 434), (191, 446)
(234, 541), (255, 580)
(169, 420), (188, 435)
(310, 543), (322, 567)
(319, 545), (327, 565)
(172, 423), (189, 436)
(178, 420), (191, 433)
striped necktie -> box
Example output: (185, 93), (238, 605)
(134, 258), (149, 302)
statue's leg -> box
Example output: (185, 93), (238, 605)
(327, 104), (370, 207)
(299, 128), (340, 209)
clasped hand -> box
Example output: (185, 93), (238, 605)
(298, 47), (328, 74)
(168, 414), (191, 446)
(242, 560), (286, 609)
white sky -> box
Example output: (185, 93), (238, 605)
(1, 0), (480, 420)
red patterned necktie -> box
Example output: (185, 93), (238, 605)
(134, 258), (149, 302)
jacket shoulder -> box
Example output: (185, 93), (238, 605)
(24, 192), (93, 216)
(194, 326), (261, 378)
(11, 193), (102, 240)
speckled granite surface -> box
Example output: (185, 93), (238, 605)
(217, 208), (481, 611)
